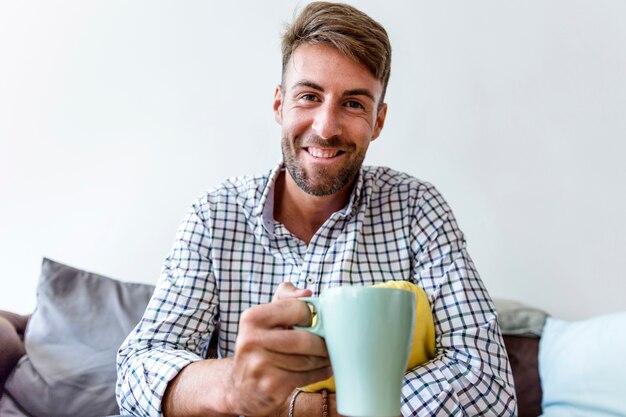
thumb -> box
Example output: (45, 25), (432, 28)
(273, 282), (313, 302)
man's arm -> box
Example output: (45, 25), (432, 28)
(161, 298), (332, 417)
(402, 186), (517, 415)
(119, 293), (331, 417)
(116, 204), (332, 417)
(263, 284), (344, 417)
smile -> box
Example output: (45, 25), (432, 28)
(305, 147), (345, 159)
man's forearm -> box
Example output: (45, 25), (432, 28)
(160, 298), (332, 417)
(163, 364), (341, 417)
(163, 358), (236, 417)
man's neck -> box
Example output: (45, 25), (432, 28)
(273, 171), (355, 245)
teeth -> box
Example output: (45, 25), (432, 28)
(308, 147), (340, 158)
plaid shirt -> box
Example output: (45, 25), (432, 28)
(116, 164), (517, 416)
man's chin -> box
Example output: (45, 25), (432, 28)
(284, 156), (361, 196)
(299, 174), (356, 196)
(292, 176), (338, 197)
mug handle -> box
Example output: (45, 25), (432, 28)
(294, 297), (324, 338)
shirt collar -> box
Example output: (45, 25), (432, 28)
(255, 162), (365, 233)
(254, 163), (283, 234)
(338, 168), (364, 218)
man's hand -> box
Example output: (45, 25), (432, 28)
(225, 283), (330, 415)
(163, 283), (332, 417)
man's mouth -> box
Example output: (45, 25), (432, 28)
(305, 146), (345, 159)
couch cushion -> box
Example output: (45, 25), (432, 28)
(539, 312), (626, 417)
(4, 258), (155, 417)
(0, 388), (32, 417)
(494, 298), (548, 336)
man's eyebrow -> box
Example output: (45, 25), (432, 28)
(291, 80), (324, 92)
(343, 88), (376, 103)
(291, 81), (376, 103)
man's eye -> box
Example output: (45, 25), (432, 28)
(345, 100), (364, 110)
(300, 94), (318, 101)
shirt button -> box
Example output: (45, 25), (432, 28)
(306, 276), (314, 284)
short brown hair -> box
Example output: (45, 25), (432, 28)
(281, 2), (392, 105)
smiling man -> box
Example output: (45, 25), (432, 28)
(116, 2), (516, 416)
(274, 41), (388, 244)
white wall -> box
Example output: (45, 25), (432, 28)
(1, 1), (625, 320)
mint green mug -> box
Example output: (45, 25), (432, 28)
(298, 286), (415, 417)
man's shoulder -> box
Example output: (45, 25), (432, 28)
(361, 166), (453, 221)
(212, 171), (271, 196)
(193, 169), (273, 210)
(362, 165), (436, 195)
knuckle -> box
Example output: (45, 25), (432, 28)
(239, 308), (254, 324)
(236, 330), (262, 352)
(240, 307), (261, 327)
(257, 378), (281, 402)
(248, 352), (269, 374)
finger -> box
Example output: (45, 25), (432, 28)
(261, 350), (331, 372)
(288, 365), (334, 389)
(264, 329), (329, 357)
(252, 362), (333, 392)
(238, 326), (329, 358)
(241, 298), (313, 329)
(273, 282), (312, 301)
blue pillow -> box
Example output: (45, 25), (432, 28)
(539, 312), (626, 417)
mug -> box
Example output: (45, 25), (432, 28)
(298, 286), (416, 417)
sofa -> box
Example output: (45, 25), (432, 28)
(1, 258), (625, 417)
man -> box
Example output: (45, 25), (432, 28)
(116, 2), (517, 416)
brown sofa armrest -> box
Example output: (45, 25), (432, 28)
(503, 335), (542, 417)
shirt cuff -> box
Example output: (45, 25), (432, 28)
(118, 349), (203, 416)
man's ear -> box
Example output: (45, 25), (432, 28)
(371, 102), (388, 141)
(273, 85), (283, 125)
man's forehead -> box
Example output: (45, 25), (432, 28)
(284, 43), (383, 96)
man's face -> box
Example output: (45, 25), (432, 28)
(274, 43), (387, 196)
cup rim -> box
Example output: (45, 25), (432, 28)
(322, 285), (412, 297)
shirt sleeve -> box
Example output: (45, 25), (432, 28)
(116, 200), (219, 417)
(403, 185), (517, 416)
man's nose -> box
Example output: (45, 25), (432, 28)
(312, 103), (343, 139)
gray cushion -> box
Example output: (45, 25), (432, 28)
(4, 258), (155, 417)
(494, 298), (549, 336)
(0, 388), (32, 417)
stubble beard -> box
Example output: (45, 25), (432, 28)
(281, 135), (366, 197)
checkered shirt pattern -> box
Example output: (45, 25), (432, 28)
(116, 164), (517, 416)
